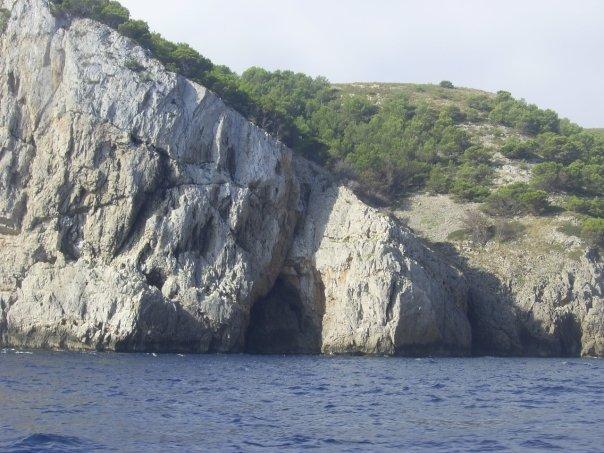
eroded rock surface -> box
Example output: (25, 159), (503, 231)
(402, 194), (604, 357)
(247, 160), (471, 355)
(0, 0), (472, 354)
(468, 249), (603, 358)
(0, 0), (298, 351)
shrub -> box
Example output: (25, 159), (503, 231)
(170, 43), (212, 80)
(98, 1), (129, 27)
(439, 80), (454, 89)
(46, 0), (602, 213)
(484, 183), (549, 216)
(447, 229), (468, 241)
(558, 222), (582, 238)
(559, 118), (583, 136)
(537, 132), (584, 164)
(426, 165), (454, 194)
(500, 138), (537, 159)
(124, 58), (145, 72)
(450, 162), (493, 201)
(460, 145), (493, 165)
(579, 163), (604, 196)
(452, 179), (490, 202)
(488, 91), (560, 135)
(581, 218), (604, 248)
(531, 162), (564, 191)
(51, 0), (99, 15)
(461, 211), (494, 244)
(436, 126), (472, 161)
(456, 162), (493, 185)
(560, 161), (604, 195)
(565, 196), (604, 218)
(494, 220), (525, 242)
(441, 105), (466, 123)
(117, 19), (151, 46)
(517, 189), (550, 214)
(518, 108), (559, 135)
(467, 94), (492, 112)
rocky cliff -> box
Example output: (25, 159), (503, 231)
(401, 194), (603, 357)
(0, 0), (472, 354)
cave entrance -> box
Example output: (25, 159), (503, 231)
(245, 276), (321, 354)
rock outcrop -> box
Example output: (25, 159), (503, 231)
(0, 0), (472, 354)
(467, 249), (603, 358)
(247, 159), (471, 355)
(402, 194), (604, 357)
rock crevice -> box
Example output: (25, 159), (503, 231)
(0, 0), (599, 356)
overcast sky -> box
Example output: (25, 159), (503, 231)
(120, 0), (603, 127)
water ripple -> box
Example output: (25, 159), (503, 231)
(0, 352), (602, 451)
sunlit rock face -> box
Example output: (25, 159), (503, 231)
(247, 159), (471, 356)
(0, 0), (473, 355)
(0, 0), (299, 351)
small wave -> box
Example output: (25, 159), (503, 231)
(6, 433), (102, 452)
(521, 438), (563, 449)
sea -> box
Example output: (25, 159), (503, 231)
(1, 350), (602, 452)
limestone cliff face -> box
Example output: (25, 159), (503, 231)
(0, 0), (300, 351)
(0, 0), (471, 354)
(402, 194), (603, 358)
(247, 159), (471, 355)
(467, 249), (603, 358)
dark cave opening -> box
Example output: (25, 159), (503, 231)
(245, 276), (321, 354)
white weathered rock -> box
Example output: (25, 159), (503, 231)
(247, 160), (471, 355)
(0, 0), (472, 354)
(0, 0), (298, 351)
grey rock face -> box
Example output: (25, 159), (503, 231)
(467, 250), (603, 357)
(0, 0), (467, 356)
(247, 160), (471, 355)
(401, 194), (604, 357)
(0, 0), (298, 351)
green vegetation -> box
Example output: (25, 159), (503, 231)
(48, 0), (604, 247)
(484, 183), (549, 216)
(564, 196), (604, 218)
(488, 91), (559, 135)
(494, 220), (525, 242)
(447, 229), (468, 242)
(580, 218), (604, 248)
(461, 211), (495, 245)
(124, 58), (145, 73)
(500, 138), (537, 159)
(588, 128), (604, 140)
(559, 218), (604, 248)
(451, 212), (525, 244)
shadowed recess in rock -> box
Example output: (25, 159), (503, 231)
(245, 276), (323, 354)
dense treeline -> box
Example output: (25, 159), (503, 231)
(49, 0), (603, 246)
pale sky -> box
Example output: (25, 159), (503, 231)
(120, 0), (604, 127)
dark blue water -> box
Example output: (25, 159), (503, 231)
(1, 351), (602, 452)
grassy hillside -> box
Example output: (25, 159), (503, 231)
(48, 0), (604, 249)
(334, 83), (493, 115)
(588, 128), (604, 139)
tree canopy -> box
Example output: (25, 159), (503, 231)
(49, 0), (604, 243)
